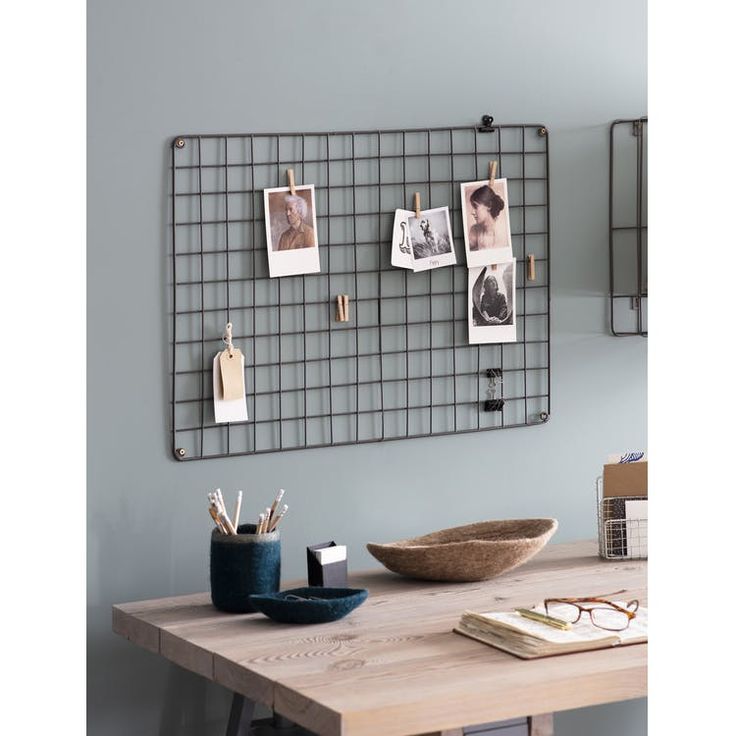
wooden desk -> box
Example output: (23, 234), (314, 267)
(113, 541), (646, 736)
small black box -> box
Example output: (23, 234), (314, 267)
(307, 542), (348, 587)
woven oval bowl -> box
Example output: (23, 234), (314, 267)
(366, 518), (558, 582)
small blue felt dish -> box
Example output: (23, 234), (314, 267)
(248, 587), (368, 624)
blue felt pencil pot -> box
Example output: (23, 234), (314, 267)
(210, 524), (281, 613)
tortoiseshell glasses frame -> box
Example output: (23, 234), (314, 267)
(543, 596), (640, 631)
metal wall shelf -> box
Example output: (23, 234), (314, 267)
(609, 117), (647, 336)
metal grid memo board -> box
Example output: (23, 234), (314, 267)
(171, 115), (551, 461)
(610, 117), (647, 336)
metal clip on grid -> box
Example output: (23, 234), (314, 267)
(484, 369), (504, 412)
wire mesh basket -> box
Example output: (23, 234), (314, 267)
(596, 477), (648, 560)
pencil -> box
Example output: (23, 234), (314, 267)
(233, 490), (243, 532)
(209, 505), (225, 533)
(269, 504), (289, 532)
(268, 489), (285, 522)
(515, 608), (571, 630)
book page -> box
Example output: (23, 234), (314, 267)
(470, 602), (647, 645)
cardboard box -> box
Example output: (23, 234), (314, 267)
(603, 461), (648, 497)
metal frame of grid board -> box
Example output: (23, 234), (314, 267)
(609, 116), (647, 336)
(170, 115), (551, 461)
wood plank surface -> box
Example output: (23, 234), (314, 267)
(112, 541), (647, 736)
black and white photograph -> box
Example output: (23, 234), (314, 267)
(264, 184), (321, 277)
(461, 178), (513, 267)
(468, 260), (517, 344)
(406, 206), (457, 272)
(391, 208), (415, 270)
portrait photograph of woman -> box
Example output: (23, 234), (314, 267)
(264, 184), (321, 277)
(461, 178), (513, 267)
(467, 260), (517, 344)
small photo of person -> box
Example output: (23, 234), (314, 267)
(264, 184), (321, 278)
(461, 178), (513, 268)
(468, 261), (517, 345)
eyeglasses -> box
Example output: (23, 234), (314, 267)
(543, 595), (639, 632)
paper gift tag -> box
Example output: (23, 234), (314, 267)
(219, 348), (244, 400)
(391, 209), (415, 270)
(213, 351), (248, 423)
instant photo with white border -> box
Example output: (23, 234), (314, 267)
(468, 260), (517, 344)
(461, 178), (513, 267)
(391, 208), (415, 270)
(264, 184), (320, 278)
(406, 206), (457, 272)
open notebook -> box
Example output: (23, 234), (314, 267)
(454, 601), (648, 659)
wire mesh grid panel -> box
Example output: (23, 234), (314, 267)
(171, 118), (551, 461)
(609, 117), (647, 336)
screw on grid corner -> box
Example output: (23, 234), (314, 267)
(175, 447), (186, 459)
(174, 137), (186, 149)
(539, 411), (549, 422)
(537, 127), (547, 137)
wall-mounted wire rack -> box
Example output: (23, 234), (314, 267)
(170, 115), (551, 461)
(609, 116), (647, 336)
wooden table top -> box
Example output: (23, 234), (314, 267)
(113, 540), (647, 736)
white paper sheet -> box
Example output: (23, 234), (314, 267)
(607, 451), (647, 464)
(624, 499), (648, 557)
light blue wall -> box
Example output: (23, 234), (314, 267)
(88, 1), (647, 734)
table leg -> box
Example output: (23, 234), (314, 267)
(420, 713), (553, 736)
(225, 692), (255, 736)
(528, 714), (554, 736)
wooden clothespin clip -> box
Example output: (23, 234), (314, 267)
(414, 192), (421, 219)
(287, 168), (296, 196)
(527, 254), (536, 282)
(223, 322), (234, 357)
(489, 163), (499, 269)
(335, 295), (350, 322)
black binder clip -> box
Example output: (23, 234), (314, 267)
(484, 368), (504, 412)
(478, 114), (496, 133)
